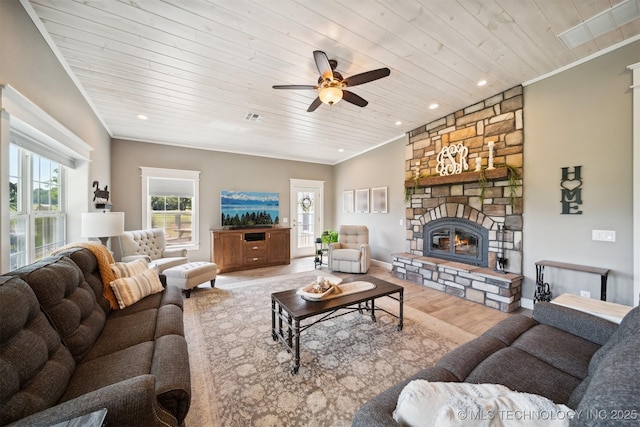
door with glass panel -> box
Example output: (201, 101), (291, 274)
(290, 179), (324, 258)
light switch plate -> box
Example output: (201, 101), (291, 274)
(592, 230), (615, 242)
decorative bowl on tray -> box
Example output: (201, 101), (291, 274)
(297, 277), (343, 301)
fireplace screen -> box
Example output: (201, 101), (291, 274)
(424, 219), (488, 267)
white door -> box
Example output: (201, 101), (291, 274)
(290, 179), (324, 258)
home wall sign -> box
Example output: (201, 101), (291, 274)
(435, 143), (468, 176)
(560, 165), (583, 215)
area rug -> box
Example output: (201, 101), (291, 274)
(183, 272), (476, 427)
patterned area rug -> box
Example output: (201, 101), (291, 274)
(183, 272), (476, 427)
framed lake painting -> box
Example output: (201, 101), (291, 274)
(221, 190), (279, 228)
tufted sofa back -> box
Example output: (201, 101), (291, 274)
(338, 225), (369, 249)
(0, 275), (76, 425)
(8, 256), (107, 363)
(120, 228), (167, 261)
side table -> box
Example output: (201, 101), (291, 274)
(535, 260), (610, 302)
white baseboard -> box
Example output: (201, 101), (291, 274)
(371, 259), (392, 270)
(521, 298), (534, 310)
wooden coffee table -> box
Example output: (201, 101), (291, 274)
(271, 275), (403, 374)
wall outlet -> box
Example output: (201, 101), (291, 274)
(580, 290), (591, 298)
(399, 219), (403, 226)
(282, 217), (288, 224)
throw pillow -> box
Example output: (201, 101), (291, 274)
(393, 380), (572, 427)
(110, 258), (149, 279)
(110, 268), (163, 309)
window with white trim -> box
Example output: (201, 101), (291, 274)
(9, 144), (66, 270)
(141, 167), (200, 249)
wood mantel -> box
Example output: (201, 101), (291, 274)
(405, 167), (510, 188)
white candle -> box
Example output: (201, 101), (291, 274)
(487, 141), (495, 170)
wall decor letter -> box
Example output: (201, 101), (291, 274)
(435, 143), (469, 176)
(560, 166), (583, 214)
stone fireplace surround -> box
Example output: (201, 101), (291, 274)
(394, 86), (524, 312)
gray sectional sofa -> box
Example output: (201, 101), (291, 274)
(353, 301), (639, 426)
(0, 247), (190, 426)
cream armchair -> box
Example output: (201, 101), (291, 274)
(328, 225), (371, 273)
(119, 228), (188, 272)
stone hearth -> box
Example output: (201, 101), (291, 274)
(392, 253), (523, 312)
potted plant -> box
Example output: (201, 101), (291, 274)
(321, 230), (339, 245)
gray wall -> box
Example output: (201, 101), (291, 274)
(333, 136), (408, 264)
(523, 41), (638, 305)
(110, 139), (334, 262)
(0, 1), (110, 271)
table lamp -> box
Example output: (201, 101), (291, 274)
(81, 212), (125, 246)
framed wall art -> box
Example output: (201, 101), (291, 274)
(371, 186), (387, 213)
(355, 188), (369, 213)
(343, 190), (354, 213)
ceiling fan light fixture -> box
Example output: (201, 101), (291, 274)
(319, 86), (343, 105)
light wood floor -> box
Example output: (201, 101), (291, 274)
(212, 256), (531, 337)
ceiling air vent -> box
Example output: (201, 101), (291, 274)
(244, 112), (263, 122)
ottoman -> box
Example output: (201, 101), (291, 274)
(164, 261), (218, 298)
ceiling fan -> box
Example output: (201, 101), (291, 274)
(272, 50), (391, 112)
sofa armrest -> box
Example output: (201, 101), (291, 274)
(122, 254), (152, 263)
(533, 301), (618, 345)
(8, 375), (178, 427)
(163, 247), (187, 258)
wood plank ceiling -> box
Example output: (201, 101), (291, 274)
(24, 0), (640, 164)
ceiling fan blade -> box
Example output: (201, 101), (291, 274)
(342, 90), (368, 107)
(313, 50), (333, 80)
(307, 97), (323, 112)
(343, 68), (391, 87)
(272, 84), (317, 90)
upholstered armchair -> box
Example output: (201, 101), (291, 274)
(119, 228), (188, 272)
(327, 225), (371, 273)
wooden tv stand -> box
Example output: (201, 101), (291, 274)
(210, 227), (290, 273)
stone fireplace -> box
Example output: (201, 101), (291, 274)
(393, 86), (524, 312)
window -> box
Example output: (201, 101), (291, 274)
(141, 167), (200, 249)
(9, 144), (66, 270)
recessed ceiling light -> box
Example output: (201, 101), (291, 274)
(477, 80), (487, 87)
(137, 114), (148, 120)
(395, 120), (402, 126)
(338, 148), (344, 152)
(428, 103), (439, 110)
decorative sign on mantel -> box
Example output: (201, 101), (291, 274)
(560, 166), (583, 214)
(435, 143), (469, 176)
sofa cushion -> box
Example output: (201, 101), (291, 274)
(466, 347), (582, 405)
(512, 324), (600, 380)
(8, 256), (106, 363)
(110, 258), (149, 278)
(57, 247), (113, 315)
(61, 342), (154, 402)
(0, 276), (76, 425)
(331, 248), (361, 262)
(110, 268), (164, 309)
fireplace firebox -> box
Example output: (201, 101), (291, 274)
(423, 218), (489, 267)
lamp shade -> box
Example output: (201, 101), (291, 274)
(319, 86), (343, 105)
(81, 212), (125, 239)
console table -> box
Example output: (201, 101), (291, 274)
(535, 260), (610, 302)
(211, 228), (290, 273)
